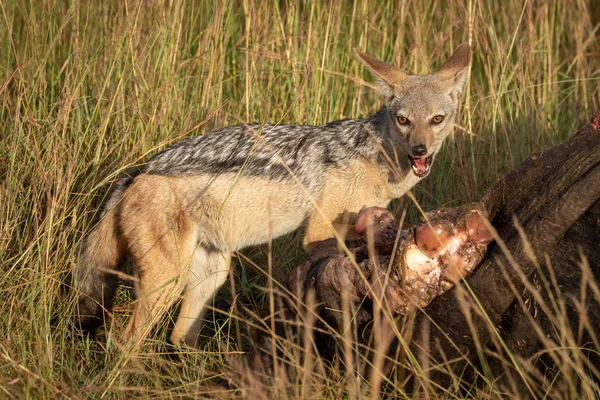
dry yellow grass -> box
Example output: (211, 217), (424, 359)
(0, 0), (598, 397)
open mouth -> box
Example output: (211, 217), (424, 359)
(408, 154), (434, 177)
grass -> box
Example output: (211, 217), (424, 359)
(1, 0), (599, 398)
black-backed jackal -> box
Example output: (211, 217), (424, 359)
(75, 43), (471, 348)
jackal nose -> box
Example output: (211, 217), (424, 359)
(412, 144), (427, 157)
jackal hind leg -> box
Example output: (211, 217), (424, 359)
(123, 223), (197, 350)
(170, 247), (231, 347)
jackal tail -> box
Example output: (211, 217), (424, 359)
(74, 178), (131, 332)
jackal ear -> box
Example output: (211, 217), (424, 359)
(435, 43), (471, 94)
(355, 50), (407, 98)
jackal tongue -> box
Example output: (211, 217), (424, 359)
(412, 157), (429, 175)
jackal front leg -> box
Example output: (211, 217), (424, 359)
(303, 197), (388, 251)
(303, 209), (355, 251)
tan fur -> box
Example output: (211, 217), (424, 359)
(116, 173), (316, 346)
(305, 158), (402, 246)
(117, 157), (417, 345)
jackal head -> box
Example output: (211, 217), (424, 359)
(356, 44), (471, 178)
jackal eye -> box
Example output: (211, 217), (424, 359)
(397, 116), (410, 126)
(431, 115), (445, 124)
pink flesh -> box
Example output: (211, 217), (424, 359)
(404, 247), (437, 273)
(413, 158), (428, 175)
(353, 204), (494, 314)
(466, 211), (494, 243)
(443, 252), (468, 280)
(355, 207), (392, 235)
(415, 224), (453, 258)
